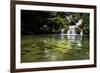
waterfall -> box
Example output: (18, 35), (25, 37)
(67, 26), (77, 35)
(80, 30), (83, 35)
(61, 13), (83, 41)
(76, 19), (83, 26)
(60, 13), (83, 49)
(60, 19), (83, 36)
(61, 28), (65, 35)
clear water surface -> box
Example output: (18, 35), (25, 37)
(21, 34), (89, 63)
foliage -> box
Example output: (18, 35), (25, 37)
(70, 13), (90, 35)
(21, 10), (68, 34)
(21, 10), (89, 35)
(82, 13), (90, 35)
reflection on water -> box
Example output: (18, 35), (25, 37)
(21, 34), (89, 63)
(44, 48), (58, 61)
(61, 34), (82, 43)
(62, 35), (82, 49)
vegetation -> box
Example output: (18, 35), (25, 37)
(21, 10), (90, 62)
(21, 10), (89, 35)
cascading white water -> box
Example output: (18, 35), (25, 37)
(61, 28), (65, 35)
(67, 26), (77, 35)
(61, 19), (83, 36)
(80, 30), (83, 35)
(60, 13), (83, 49)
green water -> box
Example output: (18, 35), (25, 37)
(21, 34), (89, 63)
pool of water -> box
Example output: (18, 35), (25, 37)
(21, 34), (89, 63)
